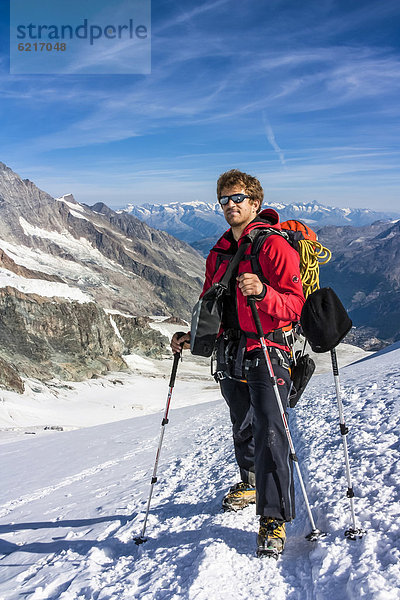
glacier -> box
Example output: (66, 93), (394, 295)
(0, 343), (399, 599)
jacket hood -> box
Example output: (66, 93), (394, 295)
(258, 208), (280, 225)
(241, 208), (281, 238)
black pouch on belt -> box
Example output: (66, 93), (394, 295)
(289, 351), (316, 408)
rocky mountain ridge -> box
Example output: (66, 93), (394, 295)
(0, 163), (203, 317)
(0, 162), (201, 391)
(318, 220), (400, 348)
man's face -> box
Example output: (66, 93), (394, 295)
(220, 184), (259, 229)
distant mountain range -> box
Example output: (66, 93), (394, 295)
(122, 200), (400, 255)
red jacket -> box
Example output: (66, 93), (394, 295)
(201, 209), (305, 351)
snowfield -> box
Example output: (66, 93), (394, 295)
(0, 268), (92, 303)
(0, 344), (399, 599)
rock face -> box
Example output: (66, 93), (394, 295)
(111, 314), (169, 358)
(0, 287), (127, 383)
(0, 287), (170, 390)
(0, 161), (198, 391)
(0, 356), (25, 394)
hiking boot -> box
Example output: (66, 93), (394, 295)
(222, 482), (256, 512)
(257, 517), (286, 558)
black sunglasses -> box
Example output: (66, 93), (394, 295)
(219, 193), (250, 206)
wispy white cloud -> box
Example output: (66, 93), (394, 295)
(155, 0), (231, 34)
(2, 24), (399, 151)
(299, 1), (400, 43)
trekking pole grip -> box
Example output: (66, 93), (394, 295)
(248, 296), (265, 338)
(169, 331), (186, 387)
(169, 350), (182, 388)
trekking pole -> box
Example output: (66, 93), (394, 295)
(330, 348), (366, 540)
(134, 346), (182, 545)
(248, 298), (323, 541)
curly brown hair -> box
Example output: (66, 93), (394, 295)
(217, 169), (264, 213)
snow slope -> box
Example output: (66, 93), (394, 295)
(0, 268), (91, 303)
(1, 346), (399, 599)
(0, 352), (213, 444)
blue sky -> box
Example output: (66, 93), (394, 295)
(1, 0), (400, 211)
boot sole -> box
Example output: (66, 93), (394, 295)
(256, 547), (281, 559)
(222, 498), (256, 512)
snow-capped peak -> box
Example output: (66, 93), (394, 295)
(121, 200), (400, 246)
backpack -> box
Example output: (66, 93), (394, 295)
(248, 220), (331, 298)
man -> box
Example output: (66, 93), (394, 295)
(171, 169), (305, 556)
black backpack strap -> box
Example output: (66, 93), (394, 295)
(215, 253), (224, 273)
(218, 241), (251, 289)
(213, 227), (287, 289)
(212, 248), (231, 273)
(245, 228), (285, 285)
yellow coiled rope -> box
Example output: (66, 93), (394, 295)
(298, 239), (332, 298)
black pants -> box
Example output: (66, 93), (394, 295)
(218, 348), (295, 521)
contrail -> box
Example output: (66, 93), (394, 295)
(264, 117), (286, 166)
